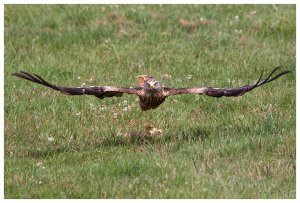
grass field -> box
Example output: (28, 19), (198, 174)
(4, 4), (296, 198)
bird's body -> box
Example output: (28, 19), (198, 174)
(12, 67), (290, 111)
(139, 92), (166, 111)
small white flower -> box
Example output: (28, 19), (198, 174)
(77, 76), (81, 79)
(123, 107), (128, 111)
(99, 106), (107, 110)
(36, 162), (43, 166)
(39, 181), (42, 184)
(48, 137), (54, 142)
(75, 112), (81, 116)
(235, 15), (239, 20)
(186, 75), (193, 80)
(162, 74), (172, 79)
(150, 128), (163, 135)
(234, 29), (242, 34)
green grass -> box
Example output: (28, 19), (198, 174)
(4, 4), (295, 198)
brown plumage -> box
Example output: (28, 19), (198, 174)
(12, 67), (290, 111)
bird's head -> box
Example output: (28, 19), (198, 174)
(137, 75), (162, 92)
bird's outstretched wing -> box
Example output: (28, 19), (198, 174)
(12, 71), (142, 99)
(163, 67), (290, 97)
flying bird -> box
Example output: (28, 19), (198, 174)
(12, 67), (290, 111)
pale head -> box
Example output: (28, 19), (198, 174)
(137, 75), (162, 92)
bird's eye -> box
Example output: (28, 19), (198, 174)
(154, 82), (158, 86)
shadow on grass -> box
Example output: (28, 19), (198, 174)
(22, 127), (210, 159)
(98, 126), (210, 147)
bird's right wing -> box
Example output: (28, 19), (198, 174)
(163, 67), (290, 98)
(12, 71), (143, 99)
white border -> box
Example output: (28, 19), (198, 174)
(296, 2), (299, 201)
(1, 2), (4, 201)
(1, 0), (299, 4)
(1, 1), (298, 201)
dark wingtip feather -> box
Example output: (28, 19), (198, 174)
(256, 68), (291, 87)
(12, 72), (41, 84)
(12, 71), (60, 91)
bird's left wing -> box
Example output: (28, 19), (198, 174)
(12, 71), (142, 99)
(163, 67), (290, 98)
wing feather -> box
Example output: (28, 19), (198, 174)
(12, 71), (142, 99)
(163, 67), (290, 98)
(162, 87), (206, 96)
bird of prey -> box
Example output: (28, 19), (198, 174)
(12, 67), (290, 111)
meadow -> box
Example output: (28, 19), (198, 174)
(4, 4), (296, 198)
